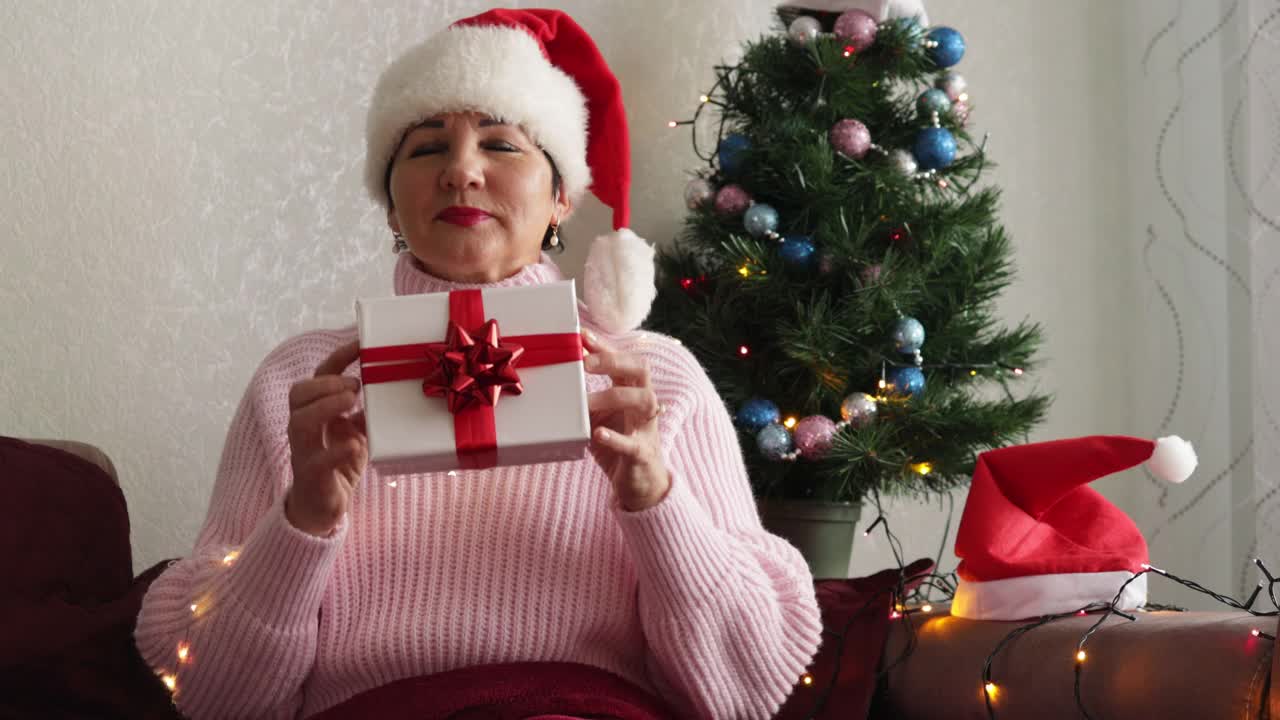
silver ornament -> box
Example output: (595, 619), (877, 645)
(840, 392), (878, 427)
(743, 203), (780, 239)
(890, 149), (918, 177)
(788, 16), (822, 47)
(936, 72), (968, 102)
(892, 317), (926, 354)
(757, 423), (795, 461)
(684, 178), (715, 209)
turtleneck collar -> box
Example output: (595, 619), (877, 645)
(393, 252), (566, 296)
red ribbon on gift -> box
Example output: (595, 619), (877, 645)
(359, 289), (584, 470)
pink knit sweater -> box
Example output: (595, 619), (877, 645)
(135, 254), (822, 719)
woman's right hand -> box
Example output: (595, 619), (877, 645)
(284, 340), (367, 537)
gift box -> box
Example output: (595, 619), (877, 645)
(355, 281), (590, 475)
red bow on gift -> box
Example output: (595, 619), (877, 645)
(360, 289), (583, 469)
(423, 319), (526, 413)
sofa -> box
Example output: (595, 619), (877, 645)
(4, 436), (1276, 719)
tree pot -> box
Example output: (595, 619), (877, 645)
(758, 498), (862, 579)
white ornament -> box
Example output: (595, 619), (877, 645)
(890, 148), (918, 176)
(788, 16), (822, 47)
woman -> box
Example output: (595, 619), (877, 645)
(135, 9), (821, 719)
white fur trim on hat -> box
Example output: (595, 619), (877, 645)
(364, 24), (591, 212)
(1148, 435), (1197, 484)
(952, 571), (1147, 621)
(584, 228), (656, 333)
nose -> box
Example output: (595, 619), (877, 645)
(439, 143), (485, 193)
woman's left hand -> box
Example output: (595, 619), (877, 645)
(582, 329), (671, 512)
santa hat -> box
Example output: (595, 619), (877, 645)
(951, 435), (1197, 621)
(363, 8), (655, 333)
(781, 0), (930, 25)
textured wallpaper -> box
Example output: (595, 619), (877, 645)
(1, 0), (1134, 577)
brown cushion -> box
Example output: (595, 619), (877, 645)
(0, 436), (181, 719)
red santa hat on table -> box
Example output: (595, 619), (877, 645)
(363, 8), (655, 333)
(952, 435), (1198, 621)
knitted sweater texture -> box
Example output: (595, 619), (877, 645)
(135, 254), (822, 719)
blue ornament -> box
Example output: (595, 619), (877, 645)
(743, 204), (780, 239)
(926, 27), (966, 68)
(779, 235), (817, 270)
(913, 127), (957, 170)
(718, 133), (751, 175)
(886, 366), (926, 397)
(892, 317), (925, 354)
(917, 88), (952, 117)
(757, 422), (795, 460)
(736, 398), (780, 432)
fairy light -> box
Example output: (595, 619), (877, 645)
(1251, 629), (1261, 637)
(667, 120), (678, 128)
(1013, 368), (1024, 376)
(784, 416), (798, 429)
(447, 470), (458, 477)
(161, 674), (177, 692)
(801, 673), (813, 686)
(738, 265), (751, 277)
(922, 604), (934, 613)
(911, 462), (933, 475)
(970, 369), (978, 376)
(842, 46), (855, 57)
(190, 603), (198, 614)
(738, 345), (750, 356)
(984, 682), (997, 698)
(222, 550), (240, 566)
(890, 610), (902, 620)
(177, 642), (190, 662)
(387, 480), (398, 488)
(878, 378), (887, 390)
(1075, 650), (1086, 663)
(699, 94), (710, 103)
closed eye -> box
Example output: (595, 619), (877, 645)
(409, 142), (520, 158)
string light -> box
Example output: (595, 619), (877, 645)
(667, 120), (678, 128)
(922, 604), (934, 613)
(161, 674), (177, 692)
(911, 462), (933, 476)
(801, 673), (813, 686)
(842, 46), (855, 57)
(738, 345), (751, 356)
(1013, 368), (1024, 376)
(699, 94), (710, 103)
(190, 603), (198, 614)
(177, 642), (190, 662)
(984, 682), (998, 698)
(1075, 650), (1087, 663)
(970, 369), (978, 376)
(738, 265), (751, 277)
(1251, 628), (1261, 637)
(387, 480), (398, 488)
(783, 416), (798, 429)
(222, 550), (240, 566)
(447, 470), (458, 477)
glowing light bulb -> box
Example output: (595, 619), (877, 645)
(1076, 650), (1086, 663)
(387, 480), (398, 488)
(667, 120), (678, 128)
(699, 94), (710, 103)
(177, 643), (190, 662)
(878, 379), (887, 390)
(222, 550), (240, 565)
(801, 673), (813, 686)
(890, 610), (902, 620)
(984, 682), (997, 697)
(922, 604), (933, 613)
(190, 603), (198, 614)
(447, 470), (458, 477)
(738, 265), (751, 277)
(842, 46), (854, 57)
(162, 674), (177, 692)
(784, 417), (798, 429)
(911, 462), (933, 475)
(1252, 629), (1262, 637)
(738, 345), (750, 356)
(970, 369), (978, 376)
(1013, 368), (1024, 376)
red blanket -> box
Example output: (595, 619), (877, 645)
(308, 660), (680, 720)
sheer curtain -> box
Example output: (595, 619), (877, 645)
(1122, 0), (1280, 608)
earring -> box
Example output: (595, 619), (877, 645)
(548, 224), (560, 248)
(392, 232), (408, 254)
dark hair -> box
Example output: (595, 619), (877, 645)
(383, 148), (566, 253)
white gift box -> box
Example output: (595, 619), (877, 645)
(356, 280), (590, 475)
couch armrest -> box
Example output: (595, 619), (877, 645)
(875, 607), (1275, 719)
(19, 438), (118, 487)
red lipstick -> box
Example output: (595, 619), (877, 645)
(436, 206), (493, 227)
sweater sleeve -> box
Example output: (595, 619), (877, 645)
(134, 335), (349, 719)
(610, 338), (823, 720)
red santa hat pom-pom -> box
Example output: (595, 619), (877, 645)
(1147, 435), (1197, 484)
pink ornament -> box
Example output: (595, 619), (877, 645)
(833, 9), (878, 53)
(829, 119), (871, 159)
(714, 184), (752, 216)
(794, 415), (838, 460)
(951, 100), (972, 125)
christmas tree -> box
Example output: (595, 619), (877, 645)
(646, 6), (1050, 508)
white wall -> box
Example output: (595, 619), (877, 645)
(1, 0), (1134, 579)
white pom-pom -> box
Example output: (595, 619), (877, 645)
(1148, 436), (1197, 484)
(583, 228), (656, 333)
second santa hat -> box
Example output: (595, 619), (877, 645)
(952, 435), (1197, 621)
(363, 8), (655, 333)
